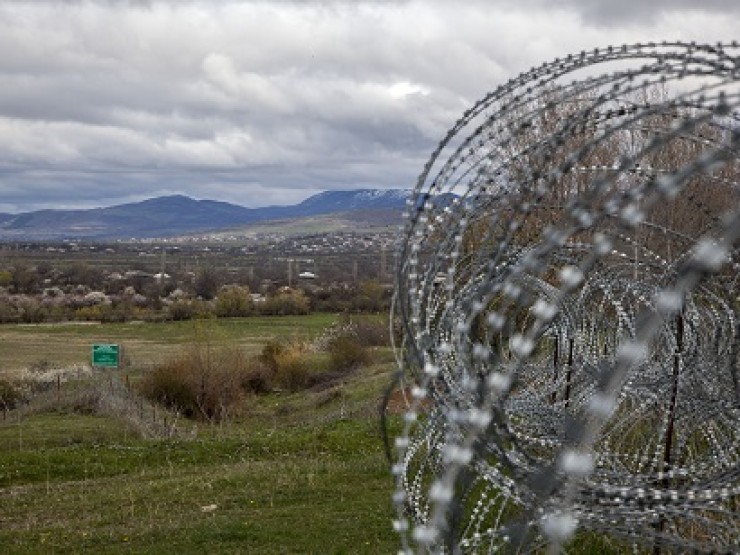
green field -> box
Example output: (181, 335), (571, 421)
(0, 314), (339, 373)
(0, 315), (401, 553)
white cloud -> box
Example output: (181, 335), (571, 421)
(0, 0), (738, 212)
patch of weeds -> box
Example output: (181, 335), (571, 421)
(327, 333), (369, 373)
(0, 379), (25, 411)
(138, 345), (253, 422)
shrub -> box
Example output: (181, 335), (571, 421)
(260, 289), (310, 315)
(100, 303), (133, 323)
(314, 317), (390, 350)
(240, 363), (273, 394)
(350, 279), (388, 312)
(74, 304), (110, 321)
(138, 345), (252, 422)
(258, 339), (315, 391)
(167, 299), (197, 321)
(258, 340), (285, 373)
(215, 285), (253, 317)
(139, 360), (197, 416)
(347, 317), (391, 347)
(0, 379), (24, 410)
(273, 346), (312, 391)
(0, 297), (18, 323)
(327, 334), (369, 373)
(16, 297), (47, 323)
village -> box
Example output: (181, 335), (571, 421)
(0, 230), (397, 324)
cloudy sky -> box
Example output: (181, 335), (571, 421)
(1, 0), (738, 212)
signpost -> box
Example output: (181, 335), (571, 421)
(92, 344), (120, 369)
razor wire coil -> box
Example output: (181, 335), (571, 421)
(391, 41), (740, 554)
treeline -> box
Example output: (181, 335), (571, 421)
(0, 279), (391, 324)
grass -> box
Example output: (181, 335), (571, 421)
(0, 314), (338, 372)
(0, 422), (396, 554)
(0, 314), (641, 553)
(0, 381), (399, 553)
(0, 314), (401, 553)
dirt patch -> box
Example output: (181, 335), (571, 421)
(382, 386), (432, 415)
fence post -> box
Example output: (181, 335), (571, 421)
(563, 337), (574, 408)
(551, 335), (559, 404)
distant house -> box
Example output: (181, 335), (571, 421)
(298, 271), (317, 279)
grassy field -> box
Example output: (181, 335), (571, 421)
(0, 314), (339, 373)
(0, 314), (401, 553)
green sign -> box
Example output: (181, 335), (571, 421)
(92, 344), (120, 368)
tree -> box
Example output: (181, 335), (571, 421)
(351, 279), (387, 312)
(11, 262), (38, 294)
(215, 285), (253, 317)
(194, 266), (219, 300)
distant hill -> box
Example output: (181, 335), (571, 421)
(0, 189), (411, 240)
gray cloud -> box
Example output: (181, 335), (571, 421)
(0, 0), (738, 212)
(556, 0), (740, 25)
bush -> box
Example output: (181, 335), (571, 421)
(258, 340), (285, 373)
(16, 297), (47, 323)
(260, 289), (310, 316)
(74, 304), (110, 321)
(240, 363), (273, 394)
(139, 360), (198, 416)
(138, 345), (253, 422)
(0, 379), (24, 410)
(167, 299), (197, 321)
(314, 317), (390, 350)
(327, 334), (369, 373)
(215, 285), (253, 317)
(258, 339), (315, 391)
(273, 346), (311, 391)
(350, 280), (388, 312)
(347, 317), (391, 347)
(0, 297), (18, 323)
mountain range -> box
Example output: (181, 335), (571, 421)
(0, 189), (411, 241)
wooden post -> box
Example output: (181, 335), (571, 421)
(654, 310), (684, 555)
(663, 312), (683, 472)
(551, 336), (559, 404)
(563, 337), (574, 408)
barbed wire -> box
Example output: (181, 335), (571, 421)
(390, 41), (740, 553)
